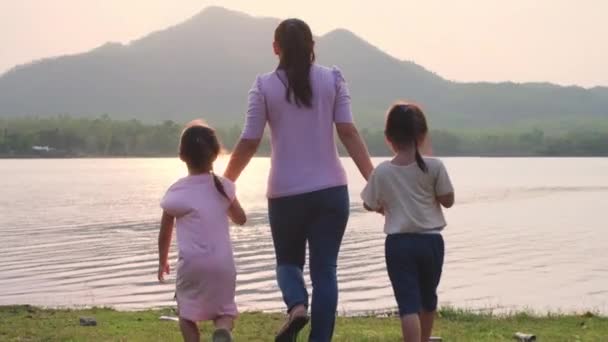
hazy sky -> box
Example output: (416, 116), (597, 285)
(1, 0), (607, 87)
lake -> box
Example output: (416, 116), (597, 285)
(1, 157), (607, 314)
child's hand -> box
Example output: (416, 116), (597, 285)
(436, 192), (455, 209)
(158, 263), (170, 283)
(364, 203), (385, 216)
(228, 198), (247, 226)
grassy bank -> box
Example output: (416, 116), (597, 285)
(1, 306), (606, 341)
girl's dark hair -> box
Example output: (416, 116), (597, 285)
(274, 18), (315, 107)
(179, 124), (229, 200)
(385, 103), (429, 172)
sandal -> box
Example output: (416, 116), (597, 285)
(275, 313), (309, 342)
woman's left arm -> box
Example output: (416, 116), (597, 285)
(333, 68), (374, 180)
(336, 123), (374, 180)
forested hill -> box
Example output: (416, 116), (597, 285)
(0, 6), (606, 130)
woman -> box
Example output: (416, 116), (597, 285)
(224, 19), (373, 342)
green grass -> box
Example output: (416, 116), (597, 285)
(1, 305), (606, 341)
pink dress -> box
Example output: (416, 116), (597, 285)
(160, 174), (238, 322)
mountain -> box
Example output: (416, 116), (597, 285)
(0, 6), (606, 129)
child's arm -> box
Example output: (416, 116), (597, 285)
(434, 161), (455, 209)
(157, 210), (174, 282)
(361, 167), (385, 215)
(228, 197), (247, 226)
(436, 193), (454, 208)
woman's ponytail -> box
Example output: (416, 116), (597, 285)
(274, 19), (315, 107)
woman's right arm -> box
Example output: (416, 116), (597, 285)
(224, 77), (266, 182)
(224, 138), (261, 182)
(336, 123), (374, 180)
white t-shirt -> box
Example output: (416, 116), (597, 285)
(361, 158), (454, 235)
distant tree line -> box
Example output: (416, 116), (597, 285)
(1, 116), (608, 157)
(361, 127), (608, 157)
(0, 116), (254, 157)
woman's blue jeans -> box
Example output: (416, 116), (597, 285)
(268, 186), (349, 342)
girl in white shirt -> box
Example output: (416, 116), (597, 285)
(361, 103), (454, 342)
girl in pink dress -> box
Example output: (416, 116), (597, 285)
(158, 122), (246, 342)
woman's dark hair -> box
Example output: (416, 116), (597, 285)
(385, 103), (429, 172)
(274, 18), (315, 107)
(179, 123), (229, 200)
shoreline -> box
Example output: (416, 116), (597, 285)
(2, 305), (606, 341)
(3, 304), (605, 318)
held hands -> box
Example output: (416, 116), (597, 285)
(364, 202), (385, 216)
(158, 263), (170, 283)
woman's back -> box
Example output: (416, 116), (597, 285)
(242, 64), (353, 198)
